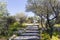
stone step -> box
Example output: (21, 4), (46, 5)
(25, 30), (39, 33)
(26, 26), (39, 29)
(21, 33), (39, 36)
(12, 26), (40, 40)
(27, 26), (38, 28)
(17, 29), (39, 34)
(13, 36), (39, 40)
(26, 27), (38, 29)
(26, 28), (39, 30)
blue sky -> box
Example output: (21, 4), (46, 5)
(6, 0), (34, 16)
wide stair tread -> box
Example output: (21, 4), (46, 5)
(13, 36), (40, 40)
(25, 30), (39, 33)
(21, 32), (39, 36)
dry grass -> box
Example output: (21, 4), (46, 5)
(0, 38), (7, 40)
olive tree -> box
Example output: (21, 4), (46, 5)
(26, 0), (60, 38)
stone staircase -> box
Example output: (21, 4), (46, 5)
(13, 26), (40, 40)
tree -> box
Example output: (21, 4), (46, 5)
(56, 14), (60, 24)
(15, 12), (27, 24)
(26, 0), (60, 38)
(27, 17), (34, 23)
(7, 16), (16, 24)
(0, 1), (9, 36)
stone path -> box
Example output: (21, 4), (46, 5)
(13, 25), (40, 40)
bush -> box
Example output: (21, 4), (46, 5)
(9, 22), (20, 31)
(41, 33), (50, 40)
(8, 22), (26, 36)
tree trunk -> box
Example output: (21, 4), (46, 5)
(40, 15), (44, 28)
(46, 14), (53, 38)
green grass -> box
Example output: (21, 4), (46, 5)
(39, 24), (60, 28)
(54, 24), (60, 27)
(41, 32), (59, 40)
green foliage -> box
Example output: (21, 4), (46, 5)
(41, 33), (59, 40)
(53, 30), (60, 36)
(41, 33), (50, 40)
(8, 22), (26, 36)
(9, 22), (22, 31)
(7, 16), (16, 24)
(8, 22), (20, 36)
(0, 1), (9, 37)
(41, 28), (60, 40)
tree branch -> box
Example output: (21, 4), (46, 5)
(50, 15), (57, 20)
